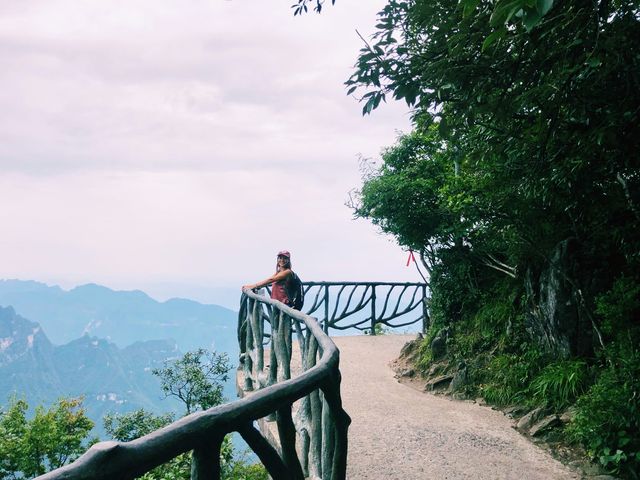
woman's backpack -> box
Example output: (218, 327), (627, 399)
(288, 272), (305, 310)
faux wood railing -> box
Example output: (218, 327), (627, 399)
(37, 289), (351, 480)
(237, 289), (351, 480)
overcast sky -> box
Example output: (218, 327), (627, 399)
(0, 0), (416, 306)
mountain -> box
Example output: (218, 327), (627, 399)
(0, 280), (238, 355)
(0, 306), (60, 404)
(0, 306), (184, 431)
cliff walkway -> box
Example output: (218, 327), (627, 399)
(334, 334), (577, 479)
(39, 282), (577, 480)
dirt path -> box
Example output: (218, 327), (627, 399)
(332, 334), (579, 480)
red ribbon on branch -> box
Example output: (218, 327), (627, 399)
(406, 249), (416, 267)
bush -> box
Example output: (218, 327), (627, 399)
(529, 360), (590, 411)
(480, 348), (544, 406)
(567, 345), (640, 478)
(595, 276), (640, 339)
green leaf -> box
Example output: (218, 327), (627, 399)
(461, 0), (481, 18)
(490, 0), (524, 27)
(439, 118), (451, 138)
(586, 57), (602, 67)
(537, 0), (554, 15)
(522, 7), (543, 31)
(482, 28), (507, 52)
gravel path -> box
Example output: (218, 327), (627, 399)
(332, 334), (579, 480)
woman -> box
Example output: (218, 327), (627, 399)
(243, 250), (294, 306)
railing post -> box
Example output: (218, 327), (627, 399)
(191, 437), (223, 480)
(243, 299), (254, 391)
(277, 404), (305, 480)
(370, 285), (376, 335)
(422, 284), (429, 333)
(323, 284), (330, 334)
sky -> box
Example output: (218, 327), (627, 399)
(0, 0), (416, 307)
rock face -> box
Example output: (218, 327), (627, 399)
(516, 407), (545, 432)
(449, 363), (468, 393)
(524, 239), (593, 359)
(424, 374), (454, 392)
(430, 327), (450, 360)
(529, 415), (561, 436)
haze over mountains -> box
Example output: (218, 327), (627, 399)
(0, 279), (239, 435)
(0, 280), (238, 352)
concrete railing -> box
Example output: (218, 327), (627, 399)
(237, 290), (350, 479)
(38, 289), (350, 480)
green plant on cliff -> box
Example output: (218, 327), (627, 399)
(568, 344), (640, 477)
(564, 279), (640, 477)
(347, 0), (639, 476)
(529, 360), (590, 411)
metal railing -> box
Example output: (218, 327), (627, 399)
(37, 290), (350, 480)
(268, 282), (428, 334)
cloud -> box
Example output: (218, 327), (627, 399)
(0, 0), (408, 173)
(0, 0), (416, 296)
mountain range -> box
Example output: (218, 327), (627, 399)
(0, 279), (238, 353)
(0, 280), (241, 436)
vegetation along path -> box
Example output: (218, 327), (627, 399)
(333, 334), (578, 480)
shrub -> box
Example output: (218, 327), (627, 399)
(529, 360), (590, 411)
(595, 276), (640, 339)
(480, 348), (544, 406)
(567, 345), (640, 478)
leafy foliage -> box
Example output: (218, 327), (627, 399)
(0, 397), (94, 479)
(104, 409), (193, 480)
(348, 0), (639, 475)
(529, 360), (590, 411)
(152, 348), (231, 415)
(568, 344), (640, 477)
(104, 409), (176, 443)
(480, 348), (544, 406)
(291, 0), (336, 16)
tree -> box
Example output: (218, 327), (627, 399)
(104, 409), (175, 442)
(0, 398), (27, 480)
(348, 0), (639, 474)
(106, 351), (266, 480)
(104, 409), (192, 480)
(350, 0), (639, 352)
(0, 397), (94, 479)
(152, 348), (231, 415)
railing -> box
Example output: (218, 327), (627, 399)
(267, 282), (428, 334)
(36, 281), (425, 480)
(237, 290), (351, 480)
(37, 289), (350, 480)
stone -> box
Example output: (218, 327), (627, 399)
(399, 335), (422, 357)
(529, 414), (560, 436)
(502, 405), (528, 418)
(559, 407), (576, 424)
(397, 367), (415, 378)
(424, 374), (454, 391)
(516, 407), (544, 432)
(430, 335), (446, 359)
(449, 367), (468, 392)
(567, 460), (606, 477)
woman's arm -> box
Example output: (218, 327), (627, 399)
(242, 269), (291, 291)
